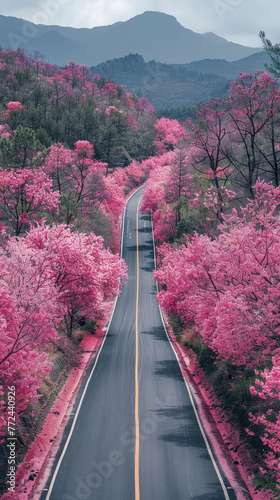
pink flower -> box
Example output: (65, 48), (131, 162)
(74, 140), (94, 157)
(105, 106), (118, 116)
(6, 101), (23, 111)
(126, 115), (138, 131)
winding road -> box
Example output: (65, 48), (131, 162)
(41, 187), (237, 500)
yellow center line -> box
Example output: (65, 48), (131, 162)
(135, 197), (141, 500)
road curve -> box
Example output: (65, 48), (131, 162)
(41, 187), (237, 500)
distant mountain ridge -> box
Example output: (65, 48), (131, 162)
(91, 52), (271, 116)
(0, 11), (262, 67)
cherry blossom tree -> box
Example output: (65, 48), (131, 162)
(257, 77), (280, 186)
(100, 172), (126, 250)
(3, 101), (24, 132)
(189, 98), (233, 221)
(42, 142), (72, 193)
(0, 238), (60, 432)
(249, 354), (280, 491)
(153, 117), (187, 154)
(0, 168), (60, 235)
(226, 72), (280, 195)
(165, 148), (195, 224)
(24, 224), (128, 337)
(141, 159), (172, 213)
(152, 202), (176, 243)
(155, 180), (280, 369)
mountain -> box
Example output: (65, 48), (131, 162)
(26, 31), (82, 63)
(179, 51), (271, 80)
(91, 52), (271, 116)
(0, 11), (262, 67)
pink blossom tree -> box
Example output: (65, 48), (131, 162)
(154, 180), (280, 369)
(3, 101), (24, 132)
(164, 148), (195, 224)
(24, 224), (127, 337)
(0, 237), (60, 432)
(100, 172), (126, 250)
(249, 354), (280, 491)
(189, 98), (234, 222)
(0, 168), (60, 235)
(152, 202), (176, 243)
(42, 142), (72, 193)
(153, 117), (187, 154)
(226, 72), (280, 195)
(141, 159), (172, 213)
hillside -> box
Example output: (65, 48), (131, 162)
(0, 50), (157, 172)
(0, 11), (262, 67)
(91, 52), (271, 117)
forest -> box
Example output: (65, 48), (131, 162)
(0, 46), (280, 497)
(90, 53), (230, 118)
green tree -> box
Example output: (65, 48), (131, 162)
(0, 126), (43, 169)
(259, 31), (280, 77)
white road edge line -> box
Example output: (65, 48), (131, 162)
(45, 187), (143, 500)
(150, 215), (231, 500)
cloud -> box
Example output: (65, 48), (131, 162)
(204, 0), (277, 46)
(1, 0), (75, 27)
(75, 0), (135, 27)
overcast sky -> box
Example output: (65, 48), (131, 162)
(0, 0), (279, 47)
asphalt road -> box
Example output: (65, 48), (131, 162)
(42, 187), (237, 500)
